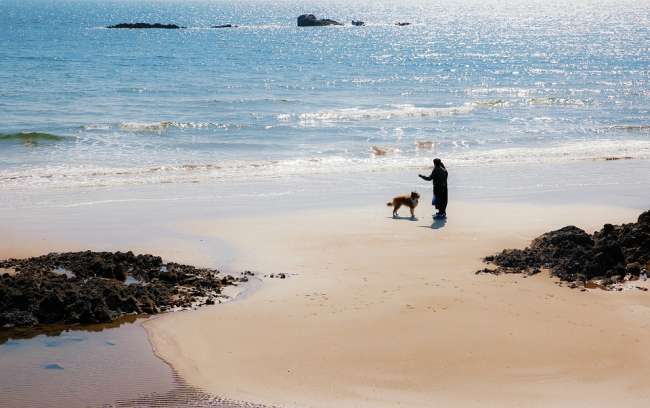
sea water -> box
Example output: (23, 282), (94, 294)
(0, 0), (649, 193)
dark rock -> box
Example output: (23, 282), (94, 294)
(212, 24), (237, 28)
(37, 293), (65, 324)
(479, 210), (650, 290)
(626, 262), (641, 275)
(138, 296), (158, 314)
(107, 23), (184, 29)
(351, 20), (365, 26)
(93, 302), (114, 323)
(0, 251), (234, 329)
(297, 14), (343, 27)
(395, 22), (411, 26)
(1, 310), (38, 327)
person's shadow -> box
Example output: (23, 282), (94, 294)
(430, 217), (447, 229)
(419, 217), (447, 229)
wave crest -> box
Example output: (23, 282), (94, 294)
(281, 104), (475, 124)
(110, 121), (233, 132)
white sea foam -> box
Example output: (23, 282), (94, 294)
(119, 121), (174, 132)
(284, 104), (475, 124)
(113, 121), (231, 132)
(471, 99), (512, 108)
(82, 123), (111, 131)
(466, 87), (533, 97)
(526, 97), (591, 107)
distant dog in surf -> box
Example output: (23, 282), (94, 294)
(387, 191), (420, 219)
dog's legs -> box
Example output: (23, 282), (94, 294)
(393, 203), (401, 218)
(410, 207), (415, 219)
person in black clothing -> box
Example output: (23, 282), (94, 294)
(418, 158), (448, 219)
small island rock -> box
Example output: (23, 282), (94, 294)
(297, 14), (343, 27)
(107, 23), (184, 29)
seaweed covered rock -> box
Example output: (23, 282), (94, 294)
(480, 210), (650, 285)
(0, 251), (236, 328)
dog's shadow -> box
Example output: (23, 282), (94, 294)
(389, 215), (419, 222)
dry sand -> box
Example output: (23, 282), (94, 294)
(145, 201), (650, 407)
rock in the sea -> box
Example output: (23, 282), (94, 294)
(297, 14), (343, 27)
(107, 23), (184, 29)
(395, 22), (411, 26)
(480, 210), (650, 288)
(211, 24), (238, 28)
(352, 20), (365, 26)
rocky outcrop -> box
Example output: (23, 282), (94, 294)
(107, 23), (184, 29)
(0, 251), (244, 328)
(297, 14), (343, 27)
(479, 210), (650, 289)
(395, 22), (411, 26)
(352, 20), (365, 26)
(212, 24), (238, 28)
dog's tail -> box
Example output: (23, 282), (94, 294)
(386, 201), (393, 206)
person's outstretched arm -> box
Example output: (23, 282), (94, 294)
(419, 170), (434, 181)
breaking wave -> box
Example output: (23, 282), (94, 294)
(526, 97), (592, 107)
(80, 121), (237, 132)
(279, 104), (475, 124)
(609, 125), (650, 132)
(118, 121), (233, 132)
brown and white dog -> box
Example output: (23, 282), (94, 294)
(387, 191), (420, 219)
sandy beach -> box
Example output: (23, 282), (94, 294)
(145, 201), (650, 407)
(2, 162), (650, 407)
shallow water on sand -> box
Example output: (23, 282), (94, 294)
(0, 317), (273, 407)
(0, 319), (176, 407)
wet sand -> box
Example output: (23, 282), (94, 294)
(146, 202), (650, 407)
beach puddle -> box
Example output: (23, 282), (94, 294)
(125, 275), (143, 285)
(52, 266), (75, 279)
(0, 317), (178, 407)
(0, 277), (271, 407)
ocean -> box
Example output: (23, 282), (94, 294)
(1, 0), (649, 192)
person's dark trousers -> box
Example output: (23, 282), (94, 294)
(434, 186), (448, 214)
